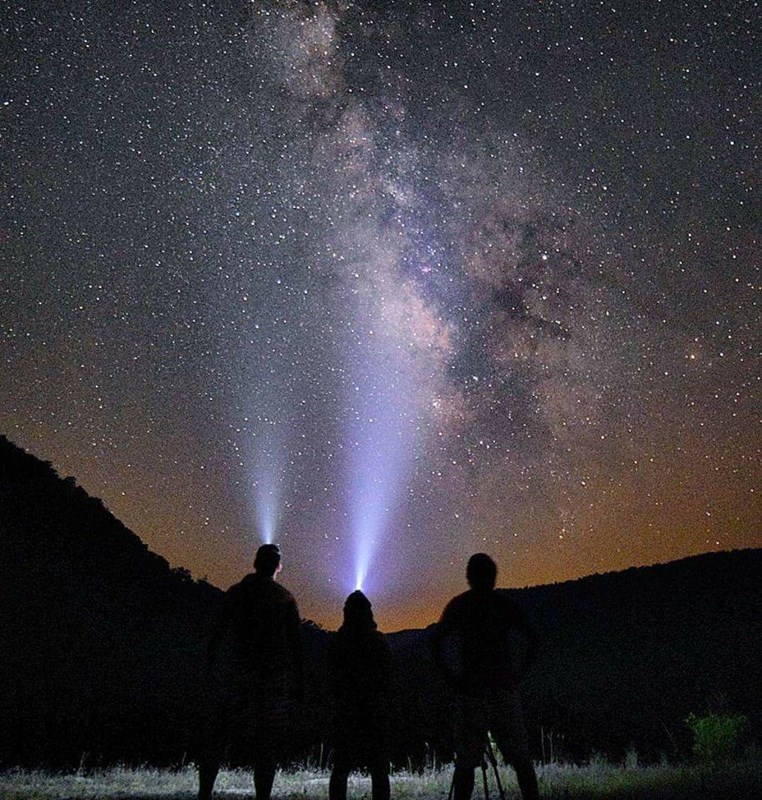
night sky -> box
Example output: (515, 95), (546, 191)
(2, 0), (759, 631)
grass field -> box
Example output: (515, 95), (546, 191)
(1, 759), (760, 800)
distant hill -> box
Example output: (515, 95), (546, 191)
(1, 434), (760, 767)
(388, 549), (762, 762)
(521, 548), (762, 759)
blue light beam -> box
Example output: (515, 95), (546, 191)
(248, 418), (290, 546)
(348, 332), (415, 594)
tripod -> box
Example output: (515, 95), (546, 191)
(447, 737), (506, 800)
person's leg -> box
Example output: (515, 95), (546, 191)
(329, 749), (351, 800)
(512, 758), (539, 800)
(198, 758), (220, 800)
(253, 756), (276, 800)
(490, 690), (539, 800)
(252, 689), (285, 800)
(197, 675), (228, 800)
(369, 757), (390, 800)
(329, 768), (350, 800)
(452, 765), (476, 800)
(453, 694), (486, 800)
(494, 736), (540, 800)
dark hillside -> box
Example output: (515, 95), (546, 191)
(1, 434), (760, 767)
(519, 549), (762, 759)
(387, 549), (762, 762)
(0, 434), (222, 765)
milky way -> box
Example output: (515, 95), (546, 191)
(1, 1), (758, 629)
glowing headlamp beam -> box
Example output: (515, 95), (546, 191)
(347, 331), (414, 595)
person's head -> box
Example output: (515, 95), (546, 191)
(254, 543), (282, 577)
(466, 553), (497, 591)
(341, 590), (376, 632)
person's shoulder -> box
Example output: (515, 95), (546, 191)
(449, 590), (470, 608)
(220, 575), (254, 612)
(494, 588), (526, 619)
(374, 632), (393, 665)
(494, 587), (521, 605)
(329, 628), (359, 659)
(440, 590), (469, 623)
(225, 575), (252, 598)
(273, 581), (298, 605)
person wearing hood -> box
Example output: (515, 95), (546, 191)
(328, 590), (392, 800)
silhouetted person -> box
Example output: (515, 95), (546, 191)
(431, 554), (540, 800)
(328, 591), (392, 800)
(198, 543), (303, 800)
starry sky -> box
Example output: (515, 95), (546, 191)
(1, 0), (759, 631)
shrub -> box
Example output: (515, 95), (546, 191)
(685, 712), (748, 765)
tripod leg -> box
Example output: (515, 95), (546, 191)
(480, 760), (489, 800)
(485, 739), (506, 800)
(491, 761), (505, 800)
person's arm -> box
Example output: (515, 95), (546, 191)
(514, 609), (539, 682)
(204, 592), (233, 668)
(287, 598), (305, 702)
(378, 634), (393, 696)
(327, 635), (342, 698)
(429, 601), (462, 691)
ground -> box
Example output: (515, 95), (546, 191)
(1, 760), (760, 800)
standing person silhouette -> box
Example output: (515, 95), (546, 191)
(328, 591), (392, 800)
(431, 554), (540, 800)
(198, 543), (303, 800)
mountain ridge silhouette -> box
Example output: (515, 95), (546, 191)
(2, 434), (759, 766)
